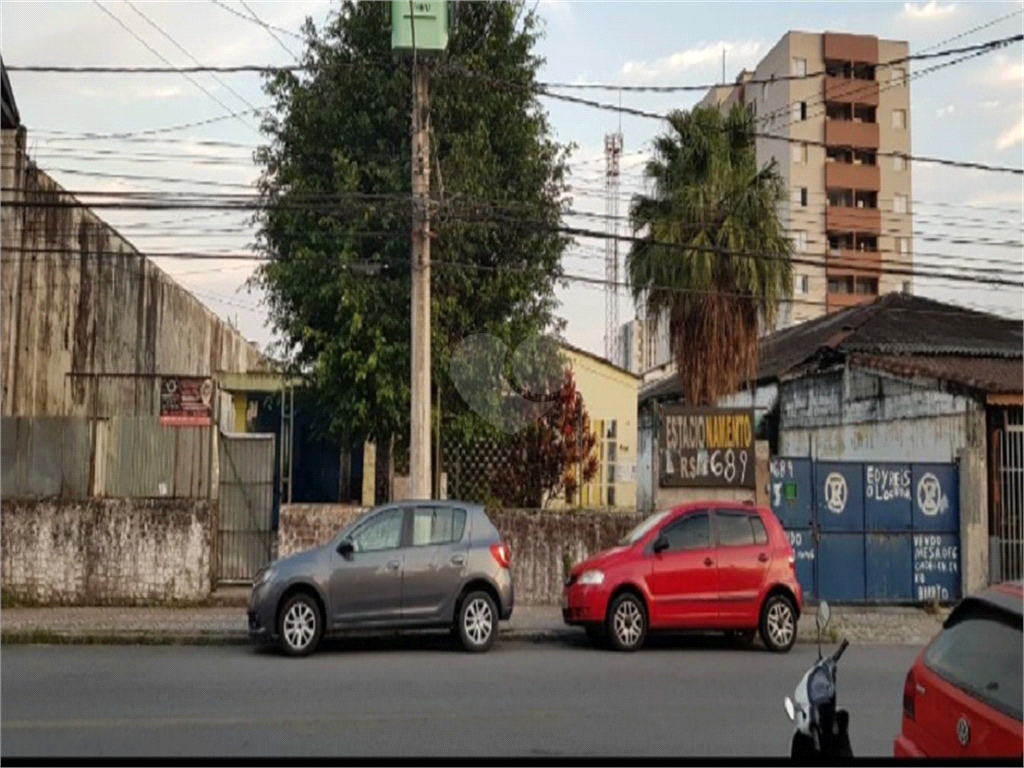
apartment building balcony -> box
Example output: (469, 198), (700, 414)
(823, 32), (879, 64)
(825, 205), (881, 233)
(827, 291), (875, 311)
(825, 118), (880, 149)
(827, 247), (882, 275)
(825, 161), (880, 191)
(824, 75), (879, 106)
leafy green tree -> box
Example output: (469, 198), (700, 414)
(251, 0), (572, 448)
(627, 105), (793, 406)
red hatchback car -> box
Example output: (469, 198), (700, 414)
(561, 502), (803, 652)
(894, 580), (1023, 759)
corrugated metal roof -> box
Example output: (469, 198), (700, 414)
(849, 353), (1023, 395)
(640, 293), (1023, 403)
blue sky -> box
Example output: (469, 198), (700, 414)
(2, 0), (1022, 357)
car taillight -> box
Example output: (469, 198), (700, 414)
(902, 669), (916, 721)
(490, 543), (511, 569)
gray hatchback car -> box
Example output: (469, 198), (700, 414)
(248, 500), (514, 656)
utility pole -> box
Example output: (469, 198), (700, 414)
(392, 0), (448, 501)
(410, 41), (432, 499)
(603, 130), (623, 366)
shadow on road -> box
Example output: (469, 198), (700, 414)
(247, 628), (778, 656)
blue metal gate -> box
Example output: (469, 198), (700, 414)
(769, 458), (961, 604)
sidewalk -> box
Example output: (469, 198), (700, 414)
(0, 603), (948, 646)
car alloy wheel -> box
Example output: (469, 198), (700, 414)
(760, 594), (797, 653)
(458, 591), (498, 653)
(278, 593), (323, 657)
(607, 593), (647, 652)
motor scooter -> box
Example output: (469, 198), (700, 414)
(783, 600), (854, 761)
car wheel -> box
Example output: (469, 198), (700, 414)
(458, 591), (498, 653)
(759, 594), (797, 653)
(606, 592), (647, 652)
(277, 592), (323, 657)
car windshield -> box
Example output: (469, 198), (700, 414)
(619, 510), (671, 546)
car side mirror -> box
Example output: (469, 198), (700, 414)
(337, 539), (354, 558)
(652, 536), (669, 554)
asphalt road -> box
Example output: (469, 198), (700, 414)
(1, 633), (919, 759)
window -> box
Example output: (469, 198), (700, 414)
(792, 57), (807, 77)
(894, 194), (908, 214)
(794, 230), (808, 253)
(716, 513), (756, 547)
(351, 509), (405, 553)
(751, 516), (769, 545)
(902, 280), (912, 294)
(895, 236), (908, 256)
(412, 506), (467, 547)
(891, 67), (906, 86)
(662, 512), (711, 552)
(828, 276), (854, 294)
(923, 605), (1023, 721)
(893, 153), (906, 171)
(791, 142), (807, 163)
(800, 275), (810, 294)
(855, 277), (878, 295)
(892, 109), (907, 129)
(761, 82), (769, 101)
(792, 101), (807, 122)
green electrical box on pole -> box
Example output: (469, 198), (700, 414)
(391, 1), (449, 55)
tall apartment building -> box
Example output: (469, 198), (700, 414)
(699, 31), (914, 328)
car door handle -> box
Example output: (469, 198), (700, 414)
(704, 557), (714, 567)
(451, 555), (466, 565)
(387, 561), (400, 571)
(758, 553), (769, 563)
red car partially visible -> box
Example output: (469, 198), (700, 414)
(894, 580), (1023, 759)
(561, 502), (802, 653)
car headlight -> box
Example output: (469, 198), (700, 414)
(808, 666), (834, 704)
(253, 567), (274, 588)
(577, 570), (605, 586)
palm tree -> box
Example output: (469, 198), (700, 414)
(628, 104), (793, 406)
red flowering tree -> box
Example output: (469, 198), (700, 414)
(487, 370), (599, 509)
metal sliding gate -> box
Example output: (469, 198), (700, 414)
(993, 409), (1024, 582)
(216, 433), (276, 584)
(770, 458), (961, 604)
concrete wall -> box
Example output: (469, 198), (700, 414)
(779, 365), (986, 461)
(958, 444), (989, 596)
(0, 498), (213, 604)
(277, 504), (645, 605)
(1, 127), (264, 419)
(278, 504), (368, 558)
(877, 38), (913, 296)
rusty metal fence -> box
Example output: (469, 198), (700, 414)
(1, 415), (212, 499)
(216, 433), (276, 584)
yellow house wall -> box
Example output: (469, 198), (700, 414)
(547, 348), (639, 510)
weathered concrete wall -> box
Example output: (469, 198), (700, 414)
(1, 127), (264, 418)
(958, 444), (989, 595)
(779, 366), (986, 461)
(277, 504), (644, 605)
(278, 504), (368, 558)
(0, 498), (212, 604)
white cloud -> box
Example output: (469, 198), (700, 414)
(980, 55), (1024, 89)
(901, 1), (958, 21)
(620, 41), (763, 83)
(936, 104), (955, 118)
(982, 100), (1001, 109)
(996, 118), (1024, 151)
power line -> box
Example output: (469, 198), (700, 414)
(236, 0), (301, 61)
(91, 0), (260, 135)
(123, 0), (265, 117)
(537, 30), (1024, 92)
(208, 0), (305, 42)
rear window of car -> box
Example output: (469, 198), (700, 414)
(923, 602), (1023, 721)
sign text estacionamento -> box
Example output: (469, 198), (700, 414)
(658, 407), (756, 489)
